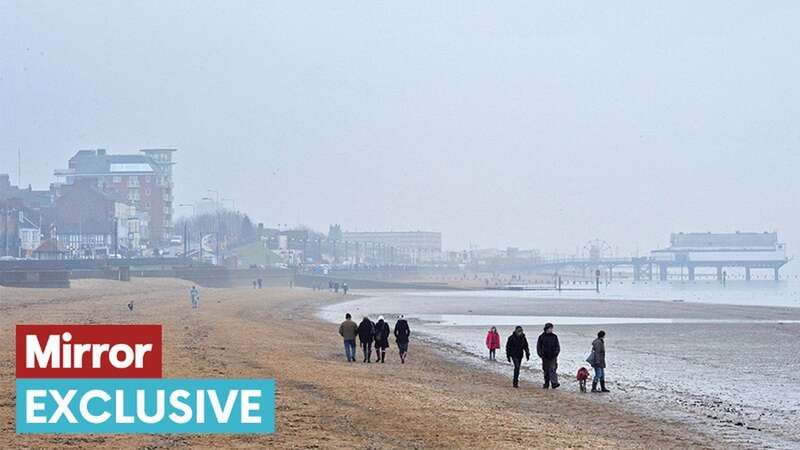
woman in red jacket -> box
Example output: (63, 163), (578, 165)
(485, 326), (501, 360)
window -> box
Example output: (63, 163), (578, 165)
(163, 206), (170, 214)
(144, 201), (151, 209)
(145, 176), (152, 183)
(128, 189), (140, 201)
(128, 176), (139, 187)
(113, 176), (122, 183)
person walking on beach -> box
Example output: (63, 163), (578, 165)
(536, 322), (561, 389)
(394, 315), (411, 364)
(373, 316), (391, 363)
(358, 316), (375, 362)
(190, 286), (199, 309)
(485, 326), (500, 360)
(342, 283), (349, 295)
(505, 326), (530, 388)
(590, 330), (609, 392)
(339, 313), (359, 362)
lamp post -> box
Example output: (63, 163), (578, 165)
(177, 203), (197, 259)
(206, 190), (221, 265)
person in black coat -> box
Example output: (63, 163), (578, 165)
(536, 322), (561, 389)
(394, 315), (411, 364)
(505, 326), (530, 388)
(373, 316), (391, 363)
(357, 317), (375, 363)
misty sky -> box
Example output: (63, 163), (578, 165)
(2, 1), (799, 263)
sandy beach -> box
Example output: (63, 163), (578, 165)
(0, 278), (725, 449)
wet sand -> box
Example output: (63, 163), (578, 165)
(322, 290), (800, 448)
(0, 279), (717, 449)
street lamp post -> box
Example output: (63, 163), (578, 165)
(177, 203), (197, 260)
(207, 190), (221, 265)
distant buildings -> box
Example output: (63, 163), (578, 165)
(46, 180), (140, 258)
(54, 148), (176, 246)
(651, 231), (788, 281)
(339, 230), (442, 263)
(0, 147), (176, 259)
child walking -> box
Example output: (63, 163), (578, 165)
(485, 326), (500, 360)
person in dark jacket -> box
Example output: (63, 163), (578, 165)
(536, 322), (561, 389)
(505, 326), (530, 388)
(373, 316), (391, 363)
(357, 316), (375, 363)
(591, 330), (609, 392)
(394, 315), (411, 364)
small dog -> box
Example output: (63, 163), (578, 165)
(576, 367), (590, 393)
(127, 300), (134, 311)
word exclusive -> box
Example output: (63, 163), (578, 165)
(15, 324), (276, 434)
(17, 379), (275, 433)
(17, 325), (162, 378)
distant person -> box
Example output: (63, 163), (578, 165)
(342, 283), (349, 295)
(127, 300), (134, 312)
(590, 330), (609, 392)
(505, 326), (530, 388)
(329, 280), (334, 291)
(536, 322), (560, 389)
(252, 280), (257, 289)
(576, 367), (590, 393)
(190, 286), (199, 309)
(334, 282), (340, 293)
(358, 316), (375, 363)
(485, 326), (500, 360)
(338, 313), (359, 362)
(373, 316), (391, 363)
(394, 315), (411, 364)
(257, 278), (263, 289)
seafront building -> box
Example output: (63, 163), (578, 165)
(339, 230), (442, 263)
(54, 148), (176, 246)
(650, 231), (788, 281)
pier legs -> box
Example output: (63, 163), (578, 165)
(774, 267), (780, 281)
(716, 266), (722, 281)
(745, 267), (751, 282)
(659, 264), (668, 281)
(687, 265), (695, 282)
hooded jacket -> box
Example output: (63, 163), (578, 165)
(357, 318), (375, 344)
(505, 331), (530, 360)
(373, 319), (391, 349)
(394, 319), (410, 344)
(485, 330), (500, 350)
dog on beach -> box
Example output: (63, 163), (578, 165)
(576, 367), (590, 393)
(127, 300), (134, 311)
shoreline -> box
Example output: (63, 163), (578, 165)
(1, 279), (720, 449)
(319, 289), (800, 448)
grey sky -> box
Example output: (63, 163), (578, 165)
(2, 1), (799, 263)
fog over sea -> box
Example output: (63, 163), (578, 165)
(321, 280), (800, 449)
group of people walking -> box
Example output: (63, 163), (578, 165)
(338, 313), (410, 363)
(487, 324), (609, 392)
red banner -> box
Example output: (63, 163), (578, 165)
(16, 324), (162, 378)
